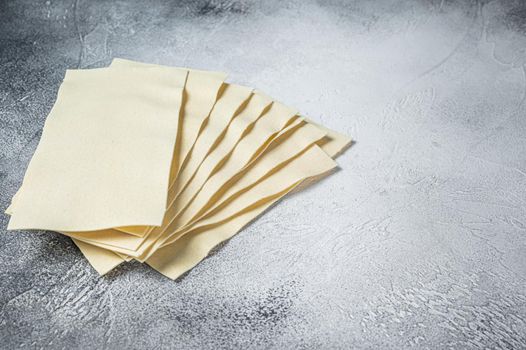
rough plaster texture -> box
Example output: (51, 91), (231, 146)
(1, 0), (525, 348)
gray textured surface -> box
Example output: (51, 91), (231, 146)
(1, 0), (525, 348)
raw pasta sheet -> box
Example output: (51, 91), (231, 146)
(8, 66), (187, 232)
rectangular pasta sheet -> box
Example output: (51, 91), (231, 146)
(8, 66), (187, 232)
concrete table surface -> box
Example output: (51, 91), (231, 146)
(1, 0), (525, 348)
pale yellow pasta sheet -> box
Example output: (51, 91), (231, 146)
(8, 66), (187, 231)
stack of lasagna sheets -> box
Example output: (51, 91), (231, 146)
(6, 59), (351, 279)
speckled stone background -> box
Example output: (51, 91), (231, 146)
(1, 0), (525, 348)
